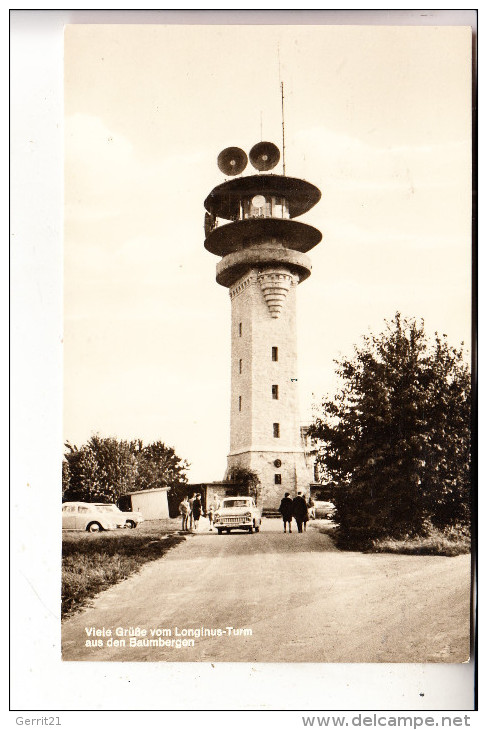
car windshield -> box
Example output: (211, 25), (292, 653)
(223, 499), (250, 508)
(97, 505), (117, 512)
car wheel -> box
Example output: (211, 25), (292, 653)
(248, 524), (254, 534)
(87, 522), (102, 533)
(217, 528), (223, 535)
(226, 529), (231, 534)
(255, 525), (260, 532)
(125, 520), (136, 529)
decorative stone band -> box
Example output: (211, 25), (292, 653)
(227, 447), (307, 457)
(217, 246), (312, 288)
(229, 271), (258, 300)
(257, 269), (296, 318)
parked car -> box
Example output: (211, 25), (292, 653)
(62, 502), (126, 532)
(313, 500), (336, 520)
(95, 503), (144, 529)
(213, 496), (262, 534)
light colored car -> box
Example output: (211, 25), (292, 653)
(214, 496), (262, 534)
(313, 500), (336, 519)
(95, 503), (144, 529)
(62, 502), (126, 532)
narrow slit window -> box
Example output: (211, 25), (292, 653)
(273, 423), (280, 438)
(274, 474), (282, 485)
(272, 346), (278, 361)
(239, 322), (242, 337)
(272, 384), (279, 400)
(239, 359), (242, 374)
(238, 396), (242, 412)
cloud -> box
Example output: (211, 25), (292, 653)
(295, 125), (470, 193)
(290, 126), (470, 257)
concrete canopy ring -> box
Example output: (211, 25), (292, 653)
(215, 247), (312, 288)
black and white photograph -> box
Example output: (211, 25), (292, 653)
(11, 8), (476, 715)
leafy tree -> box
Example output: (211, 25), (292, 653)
(226, 467), (261, 505)
(63, 442), (86, 501)
(86, 435), (138, 502)
(309, 313), (470, 545)
(131, 440), (190, 517)
(63, 435), (138, 503)
(78, 445), (105, 501)
(62, 458), (71, 496)
(132, 440), (189, 491)
(63, 436), (190, 513)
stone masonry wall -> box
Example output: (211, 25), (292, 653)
(226, 267), (312, 508)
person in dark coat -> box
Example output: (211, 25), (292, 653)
(192, 493), (203, 531)
(278, 492), (294, 533)
(292, 492), (308, 533)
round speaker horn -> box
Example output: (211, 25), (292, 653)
(217, 147), (248, 176)
(249, 141), (280, 171)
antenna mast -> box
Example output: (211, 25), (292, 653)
(281, 81), (286, 175)
(278, 42), (286, 175)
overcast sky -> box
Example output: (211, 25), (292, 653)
(64, 24), (472, 482)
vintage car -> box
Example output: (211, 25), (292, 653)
(95, 503), (144, 529)
(213, 496), (262, 534)
(313, 500), (337, 520)
(62, 502), (126, 532)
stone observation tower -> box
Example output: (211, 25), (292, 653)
(204, 142), (322, 509)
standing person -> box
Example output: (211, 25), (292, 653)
(292, 492), (308, 533)
(188, 492), (197, 530)
(303, 497), (310, 532)
(192, 493), (203, 532)
(179, 496), (190, 531)
(308, 496), (316, 520)
(207, 499), (217, 531)
(279, 492), (294, 533)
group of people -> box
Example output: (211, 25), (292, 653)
(278, 492), (311, 533)
(179, 491), (314, 534)
(178, 493), (218, 532)
(178, 493), (201, 532)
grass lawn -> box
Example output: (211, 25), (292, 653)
(62, 518), (185, 619)
(370, 529), (471, 556)
(311, 520), (470, 556)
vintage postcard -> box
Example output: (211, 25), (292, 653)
(61, 19), (473, 666)
(11, 9), (476, 713)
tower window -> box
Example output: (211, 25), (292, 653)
(272, 384), (279, 400)
(273, 423), (280, 438)
(274, 474), (282, 485)
(239, 322), (242, 337)
(238, 396), (242, 412)
(272, 346), (278, 361)
(239, 359), (242, 374)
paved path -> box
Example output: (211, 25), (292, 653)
(62, 519), (471, 663)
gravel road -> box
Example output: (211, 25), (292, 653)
(62, 519), (471, 663)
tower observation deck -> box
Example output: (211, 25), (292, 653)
(204, 142), (322, 509)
